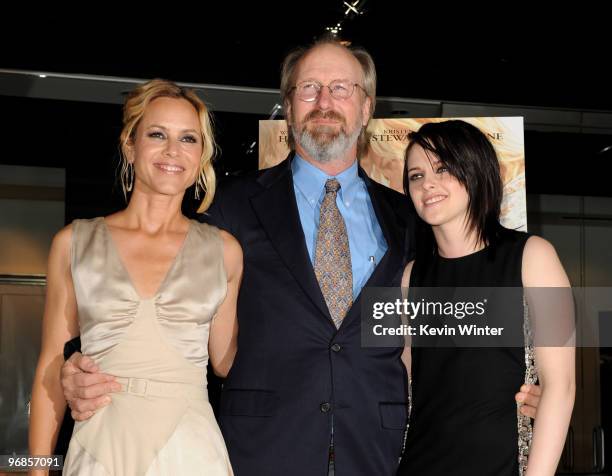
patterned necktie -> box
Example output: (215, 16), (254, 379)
(314, 178), (353, 328)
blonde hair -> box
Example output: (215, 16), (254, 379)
(280, 37), (377, 156)
(119, 79), (217, 212)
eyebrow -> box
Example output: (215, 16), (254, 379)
(298, 77), (354, 83)
(407, 167), (422, 173)
(147, 124), (199, 134)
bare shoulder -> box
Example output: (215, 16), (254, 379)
(524, 234), (556, 254)
(219, 229), (242, 255)
(523, 235), (560, 268)
(219, 229), (243, 279)
(45, 223), (77, 287)
(522, 235), (570, 287)
(50, 223), (74, 261)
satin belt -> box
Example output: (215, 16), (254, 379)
(115, 376), (205, 399)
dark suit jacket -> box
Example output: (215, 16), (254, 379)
(204, 154), (415, 476)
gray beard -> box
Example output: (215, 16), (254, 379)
(293, 123), (362, 163)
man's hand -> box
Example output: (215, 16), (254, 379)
(515, 384), (542, 419)
(61, 352), (121, 421)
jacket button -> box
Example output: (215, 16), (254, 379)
(331, 343), (341, 352)
(320, 402), (332, 413)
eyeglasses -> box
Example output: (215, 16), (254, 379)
(291, 80), (366, 102)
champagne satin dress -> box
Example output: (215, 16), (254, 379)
(63, 217), (233, 476)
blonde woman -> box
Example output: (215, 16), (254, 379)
(29, 80), (241, 475)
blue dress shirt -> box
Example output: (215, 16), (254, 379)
(291, 154), (387, 299)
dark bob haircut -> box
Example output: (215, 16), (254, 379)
(402, 120), (504, 248)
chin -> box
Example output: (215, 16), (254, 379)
(311, 130), (339, 142)
(151, 185), (188, 197)
(417, 212), (445, 227)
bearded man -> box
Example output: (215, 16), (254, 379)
(201, 39), (414, 475)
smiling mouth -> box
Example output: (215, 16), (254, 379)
(154, 163), (185, 174)
(423, 195), (447, 205)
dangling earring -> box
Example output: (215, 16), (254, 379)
(194, 170), (204, 200)
(125, 162), (134, 192)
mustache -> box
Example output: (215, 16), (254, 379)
(304, 109), (345, 124)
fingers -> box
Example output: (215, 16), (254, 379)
(61, 352), (84, 378)
(519, 391), (540, 413)
(61, 352), (121, 413)
(514, 384), (542, 404)
(70, 352), (100, 373)
(69, 394), (113, 417)
(62, 351), (119, 396)
(72, 410), (95, 422)
(67, 379), (121, 422)
(522, 384), (542, 396)
(61, 352), (99, 380)
(519, 404), (537, 419)
(515, 384), (541, 419)
(71, 395), (112, 421)
(73, 372), (117, 389)
(73, 380), (121, 400)
(516, 384), (541, 408)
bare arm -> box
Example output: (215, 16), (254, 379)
(208, 230), (243, 378)
(29, 226), (80, 460)
(522, 236), (575, 476)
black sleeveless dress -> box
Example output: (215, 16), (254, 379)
(398, 229), (532, 476)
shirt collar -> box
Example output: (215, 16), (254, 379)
(292, 154), (360, 206)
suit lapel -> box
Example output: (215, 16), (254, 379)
(250, 158), (407, 329)
(358, 167), (405, 289)
(341, 169), (406, 326)
(250, 155), (332, 322)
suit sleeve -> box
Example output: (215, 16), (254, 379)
(63, 336), (82, 360)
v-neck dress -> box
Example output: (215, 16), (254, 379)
(62, 217), (233, 476)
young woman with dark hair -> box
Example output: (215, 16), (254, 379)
(398, 120), (574, 476)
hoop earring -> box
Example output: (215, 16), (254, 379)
(194, 170), (204, 200)
(125, 162), (134, 192)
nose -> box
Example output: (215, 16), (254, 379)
(314, 86), (333, 110)
(164, 139), (179, 157)
(421, 173), (437, 191)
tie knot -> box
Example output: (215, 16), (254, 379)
(325, 178), (341, 194)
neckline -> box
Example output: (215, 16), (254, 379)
(434, 245), (490, 262)
(100, 217), (193, 301)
